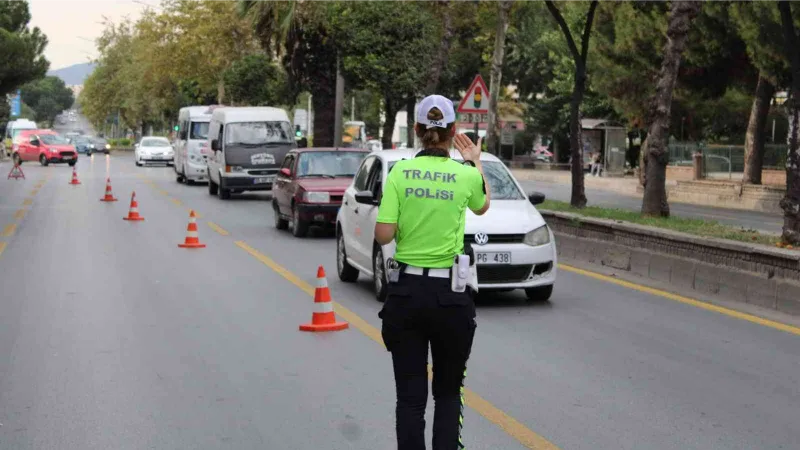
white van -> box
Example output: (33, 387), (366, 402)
(174, 106), (215, 184)
(4, 119), (37, 156)
(206, 107), (296, 200)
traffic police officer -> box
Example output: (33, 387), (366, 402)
(374, 94), (491, 450)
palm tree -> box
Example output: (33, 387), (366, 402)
(239, 0), (338, 147)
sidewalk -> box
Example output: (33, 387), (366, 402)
(510, 169), (650, 197)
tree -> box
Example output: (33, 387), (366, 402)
(545, 0), (599, 208)
(641, 1), (702, 217)
(0, 1), (49, 98)
(241, 0), (339, 147)
(778, 1), (800, 244)
(20, 76), (75, 125)
(485, 1), (514, 156)
(223, 54), (286, 106)
(742, 74), (776, 184)
(333, 2), (438, 149)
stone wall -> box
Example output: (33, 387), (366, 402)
(543, 210), (800, 316)
(667, 181), (785, 214)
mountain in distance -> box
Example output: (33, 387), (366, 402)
(47, 62), (96, 85)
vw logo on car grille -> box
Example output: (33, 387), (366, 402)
(473, 232), (489, 246)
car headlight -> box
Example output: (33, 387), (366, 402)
(303, 191), (330, 203)
(105, 144), (111, 150)
(49, 147), (59, 153)
(523, 225), (550, 246)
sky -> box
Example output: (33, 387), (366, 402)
(28, 0), (149, 70)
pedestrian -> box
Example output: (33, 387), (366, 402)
(374, 94), (491, 450)
(591, 152), (602, 176)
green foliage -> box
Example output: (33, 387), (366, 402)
(0, 1), (49, 97)
(223, 54), (287, 106)
(334, 2), (437, 106)
(20, 76), (75, 125)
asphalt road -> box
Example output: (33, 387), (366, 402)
(519, 180), (785, 235)
(0, 153), (798, 450)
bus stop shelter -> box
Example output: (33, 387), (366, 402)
(581, 119), (627, 176)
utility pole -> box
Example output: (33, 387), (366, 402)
(351, 96), (355, 122)
(307, 95), (312, 139)
(334, 55), (345, 147)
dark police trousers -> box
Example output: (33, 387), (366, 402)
(379, 271), (477, 450)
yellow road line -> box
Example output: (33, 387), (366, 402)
(31, 190), (38, 196)
(171, 198), (183, 206)
(234, 240), (559, 449)
(14, 209), (25, 220)
(0, 242), (6, 257)
(207, 222), (229, 236)
(159, 190), (169, 196)
(23, 198), (32, 206)
(559, 264), (800, 337)
(2, 223), (16, 237)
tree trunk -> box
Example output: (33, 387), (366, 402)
(382, 96), (397, 150)
(568, 66), (588, 208)
(217, 79), (225, 104)
(312, 89), (336, 148)
(423, 1), (454, 95)
(778, 1), (800, 245)
(742, 74), (775, 185)
(406, 96), (415, 148)
(486, 0), (513, 157)
(641, 1), (701, 217)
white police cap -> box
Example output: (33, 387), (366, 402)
(416, 95), (456, 129)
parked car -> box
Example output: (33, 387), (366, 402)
(272, 147), (370, 237)
(206, 106), (296, 199)
(11, 129), (77, 166)
(134, 136), (174, 166)
(336, 149), (557, 302)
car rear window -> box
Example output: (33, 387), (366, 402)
(296, 151), (367, 177)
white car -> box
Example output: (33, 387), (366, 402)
(336, 149), (557, 302)
(135, 136), (175, 166)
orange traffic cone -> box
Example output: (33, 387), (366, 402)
(68, 166), (81, 185)
(123, 191), (145, 221)
(177, 210), (206, 248)
(299, 266), (349, 332)
(99, 177), (118, 202)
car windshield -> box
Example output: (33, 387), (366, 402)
(388, 160), (524, 200)
(296, 151), (367, 178)
(39, 134), (70, 145)
(190, 121), (209, 140)
(141, 138), (170, 147)
(94, 138), (107, 145)
(73, 137), (91, 144)
(225, 121), (293, 146)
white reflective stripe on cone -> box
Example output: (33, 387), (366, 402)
(314, 302), (334, 313)
(130, 208), (139, 213)
(316, 277), (328, 288)
(187, 231), (198, 238)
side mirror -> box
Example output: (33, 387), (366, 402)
(355, 190), (379, 205)
(211, 139), (220, 151)
(179, 131), (187, 140)
(279, 167), (291, 177)
(528, 192), (546, 205)
(30, 139), (40, 146)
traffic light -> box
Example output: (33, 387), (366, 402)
(173, 125), (179, 131)
(295, 125), (302, 138)
(473, 87), (482, 108)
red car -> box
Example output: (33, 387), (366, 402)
(12, 129), (78, 166)
(272, 147), (370, 237)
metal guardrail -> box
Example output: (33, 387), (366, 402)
(668, 142), (788, 178)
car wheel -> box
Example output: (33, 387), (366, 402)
(291, 207), (309, 237)
(217, 179), (231, 200)
(39, 154), (49, 166)
(525, 285), (554, 302)
(373, 245), (388, 302)
(337, 230), (359, 282)
(104, 151), (110, 155)
(273, 201), (288, 230)
(68, 161), (76, 167)
(86, 150), (92, 156)
(12, 153), (21, 166)
(208, 176), (218, 195)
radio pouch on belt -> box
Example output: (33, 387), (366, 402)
(451, 255), (470, 293)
